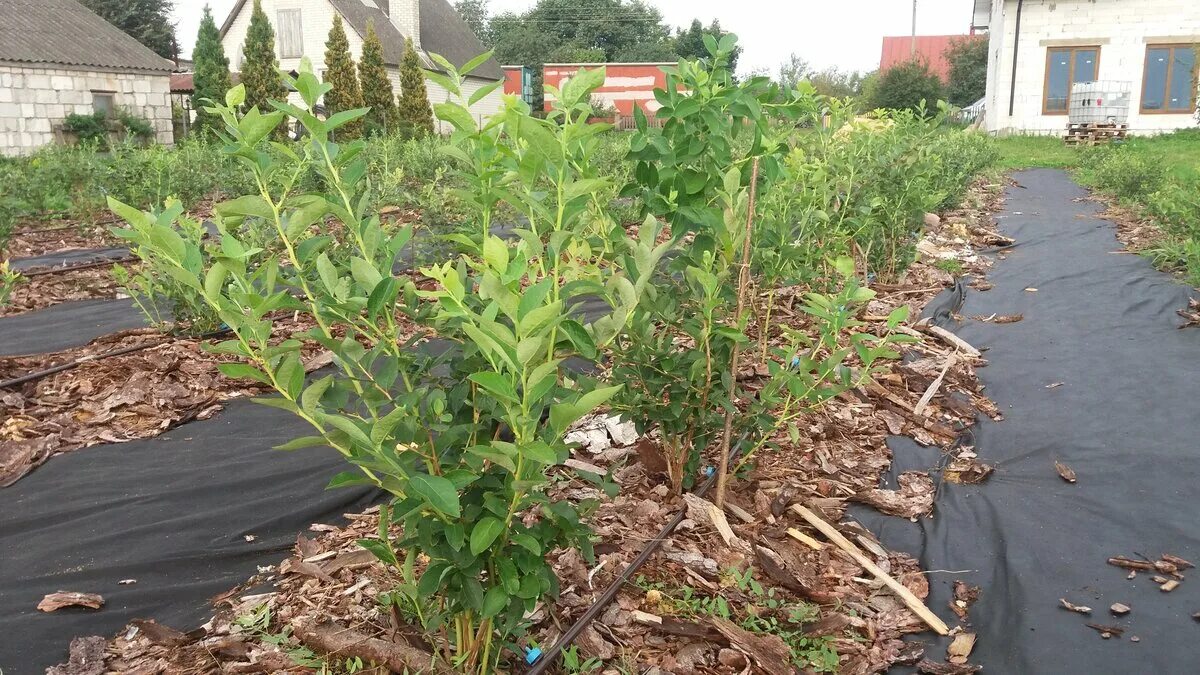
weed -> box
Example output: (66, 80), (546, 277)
(933, 258), (965, 275)
(0, 261), (22, 308)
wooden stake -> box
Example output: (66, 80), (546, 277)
(790, 504), (950, 635)
(715, 157), (760, 509)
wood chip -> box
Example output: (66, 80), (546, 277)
(1160, 579), (1180, 592)
(946, 632), (976, 665)
(786, 527), (825, 550)
(1054, 461), (1077, 483)
(1060, 598), (1092, 614)
(38, 591), (104, 612)
(1110, 603), (1131, 615)
(1086, 623), (1125, 637)
(1162, 554), (1194, 570)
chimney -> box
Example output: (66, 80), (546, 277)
(389, 0), (421, 50)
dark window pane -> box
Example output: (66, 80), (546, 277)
(1074, 49), (1098, 83)
(1167, 46), (1196, 112)
(1047, 49), (1071, 111)
(1143, 47), (1170, 110)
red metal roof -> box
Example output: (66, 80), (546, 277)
(880, 34), (981, 82)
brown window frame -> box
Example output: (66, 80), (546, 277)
(1140, 43), (1198, 115)
(1042, 45), (1102, 115)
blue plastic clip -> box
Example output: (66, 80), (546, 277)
(525, 647), (543, 665)
(704, 466), (715, 477)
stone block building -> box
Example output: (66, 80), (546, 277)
(0, 0), (175, 156)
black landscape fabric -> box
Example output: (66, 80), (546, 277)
(0, 298), (148, 356)
(8, 246), (131, 272)
(0, 398), (380, 673)
(855, 169), (1200, 672)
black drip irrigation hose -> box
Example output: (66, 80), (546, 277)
(525, 442), (744, 675)
(0, 327), (230, 390)
(17, 256), (137, 278)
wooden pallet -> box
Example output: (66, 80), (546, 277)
(1064, 122), (1128, 146)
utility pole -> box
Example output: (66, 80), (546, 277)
(911, 0), (918, 56)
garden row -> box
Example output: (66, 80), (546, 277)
(16, 37), (1001, 674)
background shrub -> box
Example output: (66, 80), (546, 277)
(867, 60), (944, 114)
(1084, 147), (1170, 200)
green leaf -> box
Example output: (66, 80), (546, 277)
(203, 262), (228, 300)
(358, 538), (398, 566)
(273, 435), (327, 451)
(562, 66), (606, 107)
(549, 384), (622, 434)
(407, 473), (461, 518)
(225, 84), (246, 107)
(326, 107), (370, 131)
(217, 363), (271, 385)
(328, 471), (373, 489)
(418, 561), (451, 596)
(558, 319), (597, 360)
(460, 51), (495, 78)
(481, 235), (509, 272)
(468, 78), (505, 106)
(482, 586), (508, 618)
(466, 445), (517, 473)
(468, 372), (518, 404)
(469, 517), (504, 556)
(217, 195), (274, 220)
(521, 441), (560, 465)
(434, 102), (476, 131)
(300, 375), (333, 414)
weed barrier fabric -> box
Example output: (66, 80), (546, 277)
(7, 246), (131, 272)
(0, 398), (380, 673)
(854, 170), (1200, 673)
(0, 298), (148, 356)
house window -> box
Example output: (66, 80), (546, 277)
(277, 9), (303, 58)
(1141, 45), (1197, 113)
(1043, 46), (1099, 114)
(92, 92), (115, 116)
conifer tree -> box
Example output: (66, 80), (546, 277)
(191, 5), (232, 135)
(397, 40), (435, 136)
(358, 21), (398, 135)
(240, 0), (287, 129)
(323, 15), (364, 139)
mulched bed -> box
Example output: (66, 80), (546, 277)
(51, 181), (1007, 674)
(0, 264), (130, 317)
(0, 316), (329, 486)
(4, 221), (123, 259)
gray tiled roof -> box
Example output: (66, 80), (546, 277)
(220, 0), (500, 80)
(0, 0), (174, 72)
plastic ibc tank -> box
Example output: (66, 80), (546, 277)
(1069, 81), (1131, 124)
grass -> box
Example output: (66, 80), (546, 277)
(994, 128), (1200, 286)
(994, 129), (1200, 179)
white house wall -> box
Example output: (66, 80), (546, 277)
(0, 63), (173, 157)
(985, 0), (1200, 135)
(220, 0), (502, 130)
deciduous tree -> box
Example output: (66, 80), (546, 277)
(81, 0), (177, 60)
(454, 0), (492, 45)
(945, 36), (988, 106)
(191, 5), (232, 135)
(867, 60), (944, 114)
(323, 15), (364, 138)
(358, 21), (398, 135)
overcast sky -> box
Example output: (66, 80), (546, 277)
(174, 0), (975, 74)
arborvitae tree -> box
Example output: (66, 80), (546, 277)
(191, 5), (232, 135)
(359, 21), (399, 135)
(240, 0), (287, 127)
(81, 0), (177, 59)
(397, 40), (435, 136)
(323, 15), (364, 139)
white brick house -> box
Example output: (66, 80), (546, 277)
(219, 0), (503, 129)
(974, 0), (1200, 134)
(0, 0), (175, 156)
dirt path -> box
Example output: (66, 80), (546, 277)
(861, 169), (1200, 672)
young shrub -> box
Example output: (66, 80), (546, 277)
(323, 15), (364, 140)
(398, 40), (436, 136)
(240, 0), (287, 132)
(191, 4), (233, 135)
(359, 20), (399, 135)
(1085, 147), (1170, 201)
(867, 60), (944, 114)
(113, 58), (665, 673)
(0, 261), (21, 308)
(944, 36), (988, 106)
